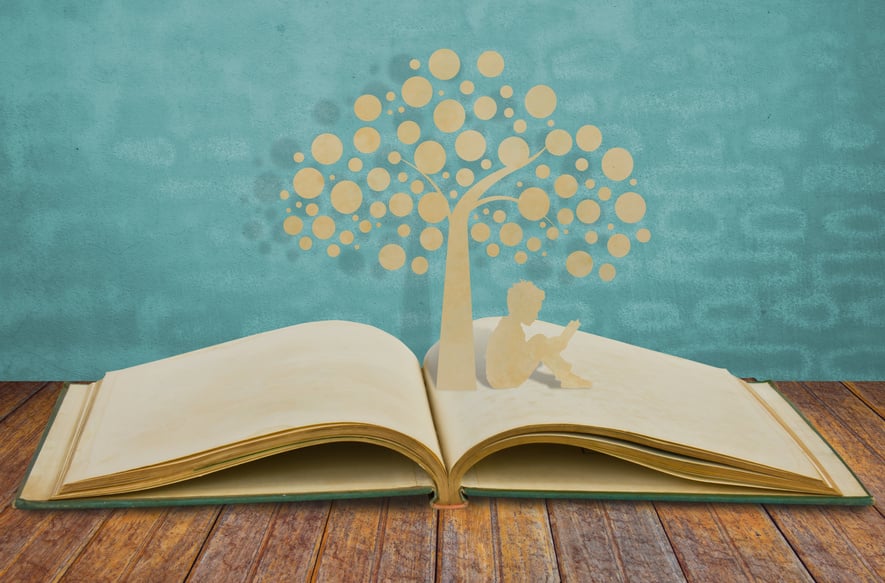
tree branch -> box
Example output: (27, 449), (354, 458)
(474, 195), (519, 207)
(459, 147), (548, 213)
(401, 159), (444, 197)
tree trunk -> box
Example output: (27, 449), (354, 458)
(435, 208), (477, 390)
(432, 153), (543, 390)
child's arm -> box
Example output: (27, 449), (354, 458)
(550, 320), (580, 351)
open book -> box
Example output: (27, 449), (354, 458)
(16, 319), (870, 509)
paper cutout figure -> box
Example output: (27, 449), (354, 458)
(485, 282), (592, 389)
(280, 49), (651, 390)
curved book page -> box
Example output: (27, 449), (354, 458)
(425, 318), (824, 485)
(64, 321), (443, 488)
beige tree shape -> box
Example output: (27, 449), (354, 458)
(281, 49), (650, 390)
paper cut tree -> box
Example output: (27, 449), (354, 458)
(280, 49), (650, 390)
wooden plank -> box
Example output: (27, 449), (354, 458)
(0, 509), (109, 581)
(600, 501), (686, 582)
(842, 381), (885, 420)
(311, 498), (386, 582)
(437, 497), (496, 582)
(546, 499), (623, 582)
(0, 379), (882, 581)
(0, 382), (46, 421)
(493, 498), (559, 582)
(250, 501), (330, 582)
(774, 382), (884, 501)
(124, 506), (221, 582)
(374, 496), (436, 582)
(59, 505), (221, 582)
(0, 382), (62, 500)
(802, 381), (885, 458)
(61, 507), (168, 580)
(548, 499), (685, 582)
(763, 382), (885, 582)
(766, 506), (885, 582)
(0, 382), (105, 582)
(0, 382), (219, 581)
(0, 383), (71, 571)
(186, 503), (276, 583)
(656, 502), (812, 582)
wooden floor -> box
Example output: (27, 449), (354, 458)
(0, 381), (882, 582)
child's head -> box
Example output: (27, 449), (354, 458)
(507, 281), (545, 323)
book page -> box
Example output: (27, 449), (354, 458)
(19, 383), (95, 501)
(105, 443), (435, 502)
(745, 382), (869, 498)
(425, 318), (821, 480)
(65, 321), (443, 484)
(461, 445), (799, 497)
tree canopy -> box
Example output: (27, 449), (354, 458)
(281, 48), (650, 283)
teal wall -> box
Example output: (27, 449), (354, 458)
(1, 1), (883, 380)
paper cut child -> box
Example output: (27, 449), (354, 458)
(485, 281), (593, 389)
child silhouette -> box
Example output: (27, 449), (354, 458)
(485, 281), (592, 389)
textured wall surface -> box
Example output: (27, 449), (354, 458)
(1, 1), (883, 380)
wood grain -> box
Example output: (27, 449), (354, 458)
(0, 381), (882, 581)
(311, 498), (386, 582)
(437, 497), (496, 581)
(843, 381), (885, 420)
(250, 501), (330, 582)
(493, 498), (559, 582)
(766, 505), (885, 582)
(186, 503), (276, 582)
(0, 383), (67, 573)
(0, 509), (109, 581)
(548, 499), (685, 582)
(765, 382), (885, 583)
(0, 382), (62, 501)
(773, 382), (884, 500)
(0, 381), (45, 421)
(125, 506), (221, 582)
(374, 495), (437, 582)
(61, 507), (168, 581)
(803, 381), (885, 458)
(656, 502), (813, 582)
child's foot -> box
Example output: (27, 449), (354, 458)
(558, 373), (592, 389)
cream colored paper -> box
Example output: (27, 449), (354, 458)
(106, 443), (434, 501)
(19, 383), (95, 501)
(64, 321), (443, 485)
(426, 318), (822, 483)
(461, 445), (825, 498)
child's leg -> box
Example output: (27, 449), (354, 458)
(541, 348), (592, 388)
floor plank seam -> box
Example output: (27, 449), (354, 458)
(60, 508), (127, 580)
(841, 382), (884, 422)
(601, 503), (629, 580)
(799, 382), (885, 467)
(1, 507), (63, 577)
(823, 506), (882, 578)
(245, 502), (283, 581)
(543, 500), (567, 582)
(182, 505), (224, 582)
(433, 507), (443, 583)
(428, 504), (439, 583)
(306, 500), (335, 582)
(490, 498), (504, 582)
(651, 503), (691, 582)
(712, 505), (759, 582)
(121, 508), (172, 580)
(368, 498), (390, 583)
(0, 381), (50, 425)
(762, 504), (818, 582)
(48, 511), (110, 582)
